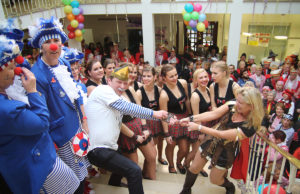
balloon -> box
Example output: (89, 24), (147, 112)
(189, 20), (197, 28)
(66, 13), (75, 21)
(70, 0), (80, 8)
(67, 24), (75, 32)
(191, 11), (199, 20)
(62, 0), (71, 5)
(194, 3), (202, 12)
(79, 7), (84, 14)
(81, 29), (85, 34)
(187, 26), (192, 30)
(203, 20), (209, 28)
(263, 184), (286, 194)
(184, 20), (189, 26)
(192, 27), (197, 32)
(183, 13), (192, 21)
(182, 10), (186, 17)
(258, 184), (268, 194)
(76, 14), (85, 23)
(184, 3), (194, 13)
(64, 5), (72, 14)
(199, 13), (206, 22)
(197, 22), (205, 32)
(78, 23), (84, 29)
(68, 32), (75, 39)
(75, 29), (82, 37)
(75, 36), (83, 42)
(70, 19), (79, 28)
(72, 7), (80, 15)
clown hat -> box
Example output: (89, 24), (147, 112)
(0, 35), (23, 71)
(112, 64), (129, 81)
(290, 67), (297, 74)
(62, 47), (77, 64)
(283, 114), (293, 120)
(28, 16), (68, 48)
(268, 50), (278, 58)
(0, 18), (24, 52)
(249, 55), (256, 60)
(270, 69), (281, 77)
(262, 86), (271, 91)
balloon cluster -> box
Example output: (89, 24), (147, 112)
(62, 0), (85, 42)
(182, 3), (208, 32)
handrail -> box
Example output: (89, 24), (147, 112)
(256, 131), (300, 169)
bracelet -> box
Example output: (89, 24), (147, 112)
(82, 116), (87, 120)
(189, 115), (194, 122)
(141, 125), (148, 131)
(198, 124), (202, 131)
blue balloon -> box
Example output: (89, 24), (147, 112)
(184, 3), (194, 13)
(72, 7), (80, 15)
(198, 13), (206, 22)
(192, 27), (197, 32)
(70, 0), (80, 8)
(258, 184), (268, 194)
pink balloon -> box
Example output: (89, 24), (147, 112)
(194, 3), (202, 12)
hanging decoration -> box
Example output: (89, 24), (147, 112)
(182, 2), (208, 32)
(62, 0), (85, 42)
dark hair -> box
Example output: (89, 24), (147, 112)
(103, 58), (115, 68)
(85, 59), (101, 77)
(161, 60), (169, 65)
(142, 66), (156, 76)
(161, 64), (175, 77)
(139, 54), (144, 59)
(273, 130), (286, 142)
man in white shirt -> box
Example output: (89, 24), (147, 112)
(85, 65), (171, 194)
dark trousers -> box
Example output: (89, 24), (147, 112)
(87, 148), (144, 194)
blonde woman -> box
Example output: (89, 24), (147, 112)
(128, 63), (143, 91)
(184, 69), (211, 177)
(210, 61), (240, 110)
(179, 87), (264, 194)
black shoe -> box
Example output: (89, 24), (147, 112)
(220, 178), (235, 194)
(199, 170), (208, 177)
(180, 170), (198, 194)
(158, 158), (168, 165)
(169, 166), (177, 174)
(177, 163), (186, 174)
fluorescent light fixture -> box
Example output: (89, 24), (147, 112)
(242, 32), (253, 37)
(274, 36), (288, 40)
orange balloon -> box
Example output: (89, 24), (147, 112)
(184, 20), (189, 26)
(75, 29), (82, 37)
(67, 13), (75, 21)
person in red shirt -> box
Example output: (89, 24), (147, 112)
(155, 44), (168, 66)
(111, 42), (123, 61)
(135, 43), (143, 64)
(121, 48), (136, 64)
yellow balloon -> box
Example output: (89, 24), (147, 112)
(70, 19), (79, 28)
(64, 5), (72, 14)
(75, 36), (83, 42)
(182, 10), (187, 17)
(197, 22), (205, 32)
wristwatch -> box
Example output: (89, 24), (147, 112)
(189, 115), (194, 122)
(198, 124), (202, 131)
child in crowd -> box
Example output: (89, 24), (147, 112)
(274, 114), (295, 147)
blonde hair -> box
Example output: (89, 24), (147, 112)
(193, 68), (206, 81)
(236, 87), (264, 129)
(211, 61), (229, 78)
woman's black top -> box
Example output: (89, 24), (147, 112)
(134, 81), (139, 91)
(194, 88), (211, 114)
(85, 79), (98, 87)
(188, 83), (194, 99)
(214, 79), (235, 107)
(102, 77), (107, 85)
(140, 85), (159, 111)
(122, 89), (136, 123)
(163, 81), (186, 114)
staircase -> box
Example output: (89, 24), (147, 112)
(88, 149), (242, 194)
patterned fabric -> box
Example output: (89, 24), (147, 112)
(118, 118), (152, 153)
(168, 112), (189, 139)
(41, 157), (79, 194)
(110, 98), (154, 120)
(146, 119), (163, 137)
(57, 141), (89, 182)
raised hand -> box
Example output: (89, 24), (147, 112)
(20, 68), (37, 93)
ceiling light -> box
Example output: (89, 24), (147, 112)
(242, 32), (253, 37)
(274, 36), (288, 40)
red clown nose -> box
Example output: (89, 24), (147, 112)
(15, 55), (24, 64)
(14, 67), (23, 76)
(50, 43), (58, 51)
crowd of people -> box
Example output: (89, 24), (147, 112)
(0, 16), (300, 194)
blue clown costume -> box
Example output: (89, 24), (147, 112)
(0, 19), (79, 194)
(62, 47), (87, 105)
(29, 17), (89, 190)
